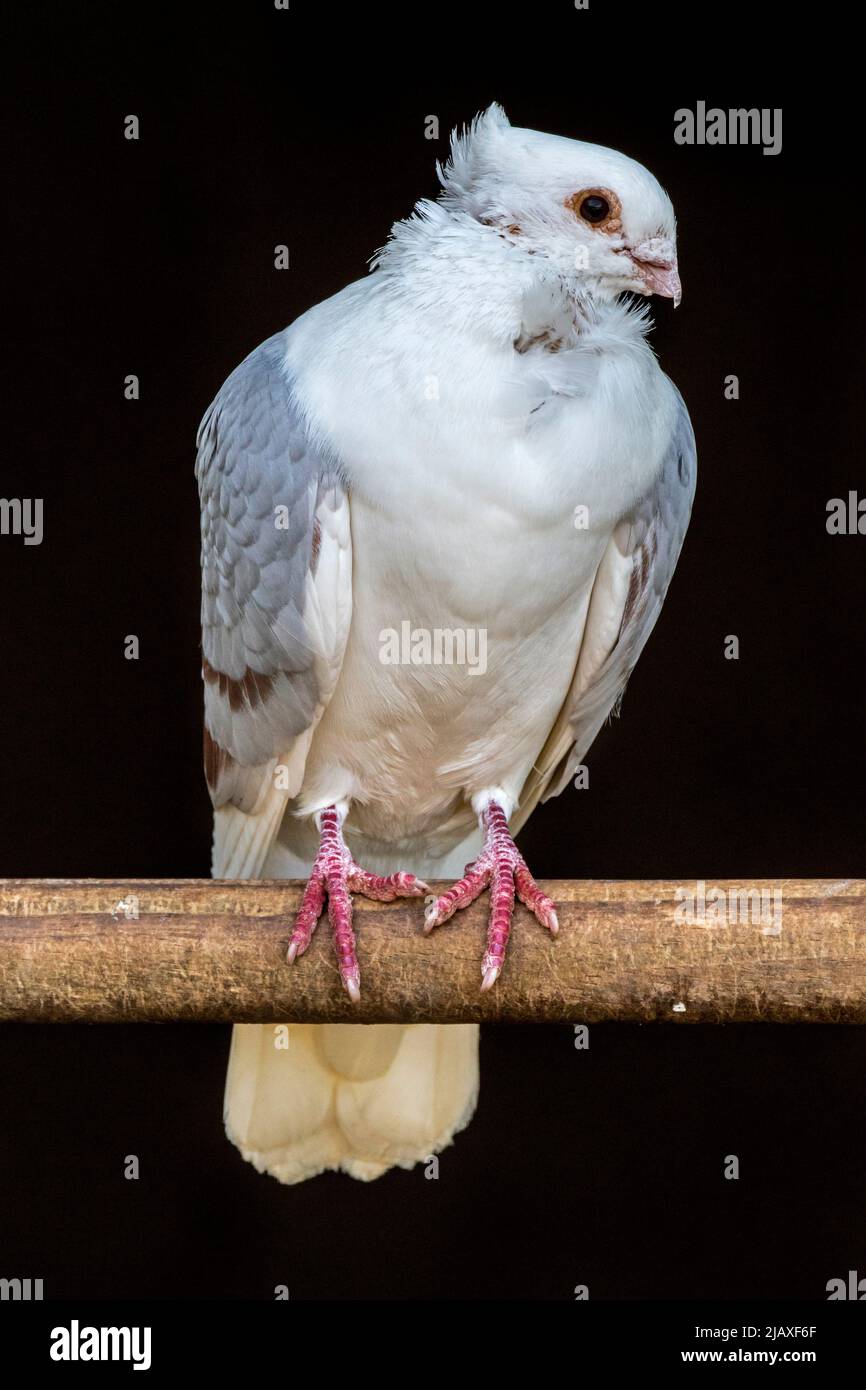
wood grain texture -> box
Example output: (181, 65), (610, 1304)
(0, 878), (863, 1024)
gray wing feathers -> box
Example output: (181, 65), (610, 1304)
(196, 332), (351, 813)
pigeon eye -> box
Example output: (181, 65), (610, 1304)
(580, 195), (610, 223)
(565, 188), (621, 232)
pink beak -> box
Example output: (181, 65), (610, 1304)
(629, 237), (682, 307)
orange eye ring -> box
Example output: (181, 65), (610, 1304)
(564, 187), (622, 233)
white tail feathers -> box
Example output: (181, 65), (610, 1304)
(215, 798), (482, 1184)
(224, 1021), (479, 1183)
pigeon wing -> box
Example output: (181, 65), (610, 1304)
(196, 332), (352, 871)
(513, 387), (696, 833)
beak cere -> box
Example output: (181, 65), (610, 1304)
(629, 238), (682, 307)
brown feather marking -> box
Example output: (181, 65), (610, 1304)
(621, 541), (651, 631)
(639, 540), (651, 593)
(203, 724), (235, 794)
(514, 327), (564, 354)
(622, 566), (642, 630)
(202, 658), (275, 711)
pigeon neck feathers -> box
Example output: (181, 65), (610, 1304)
(371, 199), (651, 356)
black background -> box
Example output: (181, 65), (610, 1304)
(1, 3), (864, 1300)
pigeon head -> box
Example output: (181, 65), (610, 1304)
(439, 104), (681, 306)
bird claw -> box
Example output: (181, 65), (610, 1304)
(424, 801), (558, 990)
(287, 805), (427, 1002)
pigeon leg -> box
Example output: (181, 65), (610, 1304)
(287, 804), (427, 1003)
(424, 799), (558, 991)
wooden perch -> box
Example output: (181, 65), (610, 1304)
(0, 878), (863, 1024)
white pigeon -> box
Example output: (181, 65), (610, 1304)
(196, 104), (696, 1183)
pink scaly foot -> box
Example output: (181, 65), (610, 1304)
(287, 805), (428, 1003)
(423, 800), (558, 991)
